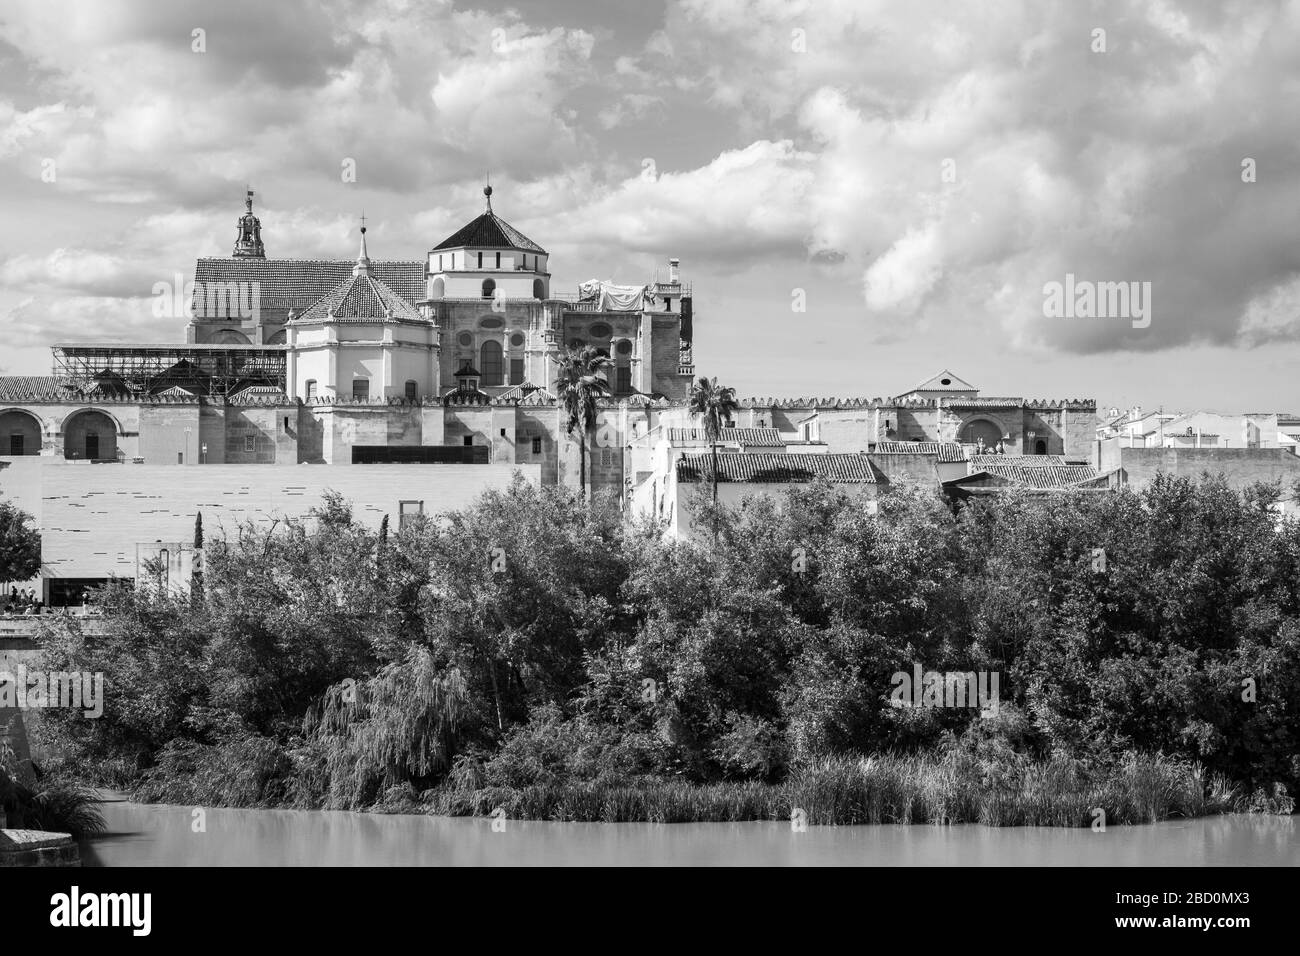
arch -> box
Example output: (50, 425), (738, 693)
(481, 278), (496, 299)
(209, 328), (251, 345)
(1034, 439), (1048, 455)
(62, 408), (119, 461)
(264, 329), (287, 345)
(430, 276), (446, 300)
(532, 278), (545, 300)
(613, 339), (633, 394)
(958, 417), (1004, 449)
(0, 408), (43, 456)
(480, 340), (504, 386)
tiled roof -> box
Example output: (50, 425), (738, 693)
(191, 258), (425, 320)
(971, 454), (1067, 467)
(874, 441), (967, 462)
(667, 427), (786, 447)
(293, 272), (423, 323)
(0, 376), (74, 402)
(978, 463), (1101, 488)
(494, 381), (555, 404)
(431, 210), (546, 254)
(943, 397), (1024, 408)
(677, 452), (880, 484)
(228, 386), (290, 405)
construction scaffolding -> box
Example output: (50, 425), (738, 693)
(51, 344), (287, 397)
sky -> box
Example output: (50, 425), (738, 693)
(1, 0), (1298, 413)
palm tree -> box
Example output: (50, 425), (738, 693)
(554, 345), (613, 499)
(688, 375), (739, 505)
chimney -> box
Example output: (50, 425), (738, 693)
(669, 258), (680, 284)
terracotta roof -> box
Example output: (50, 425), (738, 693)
(191, 258), (425, 321)
(977, 463), (1101, 488)
(293, 271), (423, 324)
(874, 441), (967, 462)
(971, 454), (1067, 467)
(431, 210), (546, 255)
(667, 427), (786, 447)
(0, 376), (74, 402)
(943, 397), (1024, 408)
(494, 381), (554, 404)
(677, 452), (880, 484)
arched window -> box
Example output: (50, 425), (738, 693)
(0, 409), (42, 456)
(480, 340), (503, 386)
(1034, 439), (1047, 455)
(210, 328), (251, 345)
(430, 277), (445, 300)
(533, 278), (545, 299)
(482, 278), (496, 299)
(265, 329), (286, 345)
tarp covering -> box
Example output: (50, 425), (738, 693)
(578, 279), (655, 312)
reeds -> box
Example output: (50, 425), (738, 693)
(422, 751), (1235, 827)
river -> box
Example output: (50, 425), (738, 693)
(81, 800), (1299, 866)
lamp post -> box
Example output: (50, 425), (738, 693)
(184, 426), (192, 465)
(201, 442), (208, 464)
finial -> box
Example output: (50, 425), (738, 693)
(353, 212), (372, 277)
(246, 187), (254, 213)
(484, 175), (493, 212)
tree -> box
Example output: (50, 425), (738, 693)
(688, 375), (739, 510)
(0, 499), (41, 585)
(554, 345), (613, 499)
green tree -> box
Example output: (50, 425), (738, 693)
(554, 345), (612, 499)
(0, 499), (41, 584)
(688, 376), (739, 507)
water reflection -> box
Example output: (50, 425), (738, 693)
(82, 802), (1299, 867)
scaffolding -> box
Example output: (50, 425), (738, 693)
(51, 344), (287, 397)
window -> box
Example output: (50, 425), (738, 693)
(459, 357), (473, 369)
(481, 278), (496, 299)
(438, 255), (443, 271)
(1034, 439), (1047, 455)
(480, 340), (503, 386)
(616, 366), (631, 394)
(458, 331), (473, 347)
(244, 435), (256, 452)
(405, 380), (418, 401)
(495, 252), (500, 268)
(664, 298), (672, 311)
(352, 379), (369, 401)
(499, 428), (507, 437)
(477, 252), (482, 268)
(531, 436), (542, 455)
(399, 500), (424, 531)
(306, 380), (317, 400)
(463, 435), (473, 446)
(509, 332), (525, 347)
(177, 452), (183, 464)
(509, 358), (524, 385)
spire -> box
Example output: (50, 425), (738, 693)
(232, 188), (265, 258)
(352, 213), (372, 277)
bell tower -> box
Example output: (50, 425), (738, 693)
(232, 188), (266, 258)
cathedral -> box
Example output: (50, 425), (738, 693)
(1, 188), (1108, 603)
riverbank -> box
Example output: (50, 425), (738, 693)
(81, 801), (1300, 866)
(124, 750), (1292, 827)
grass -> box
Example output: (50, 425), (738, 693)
(421, 752), (1243, 827)
(1, 765), (106, 838)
